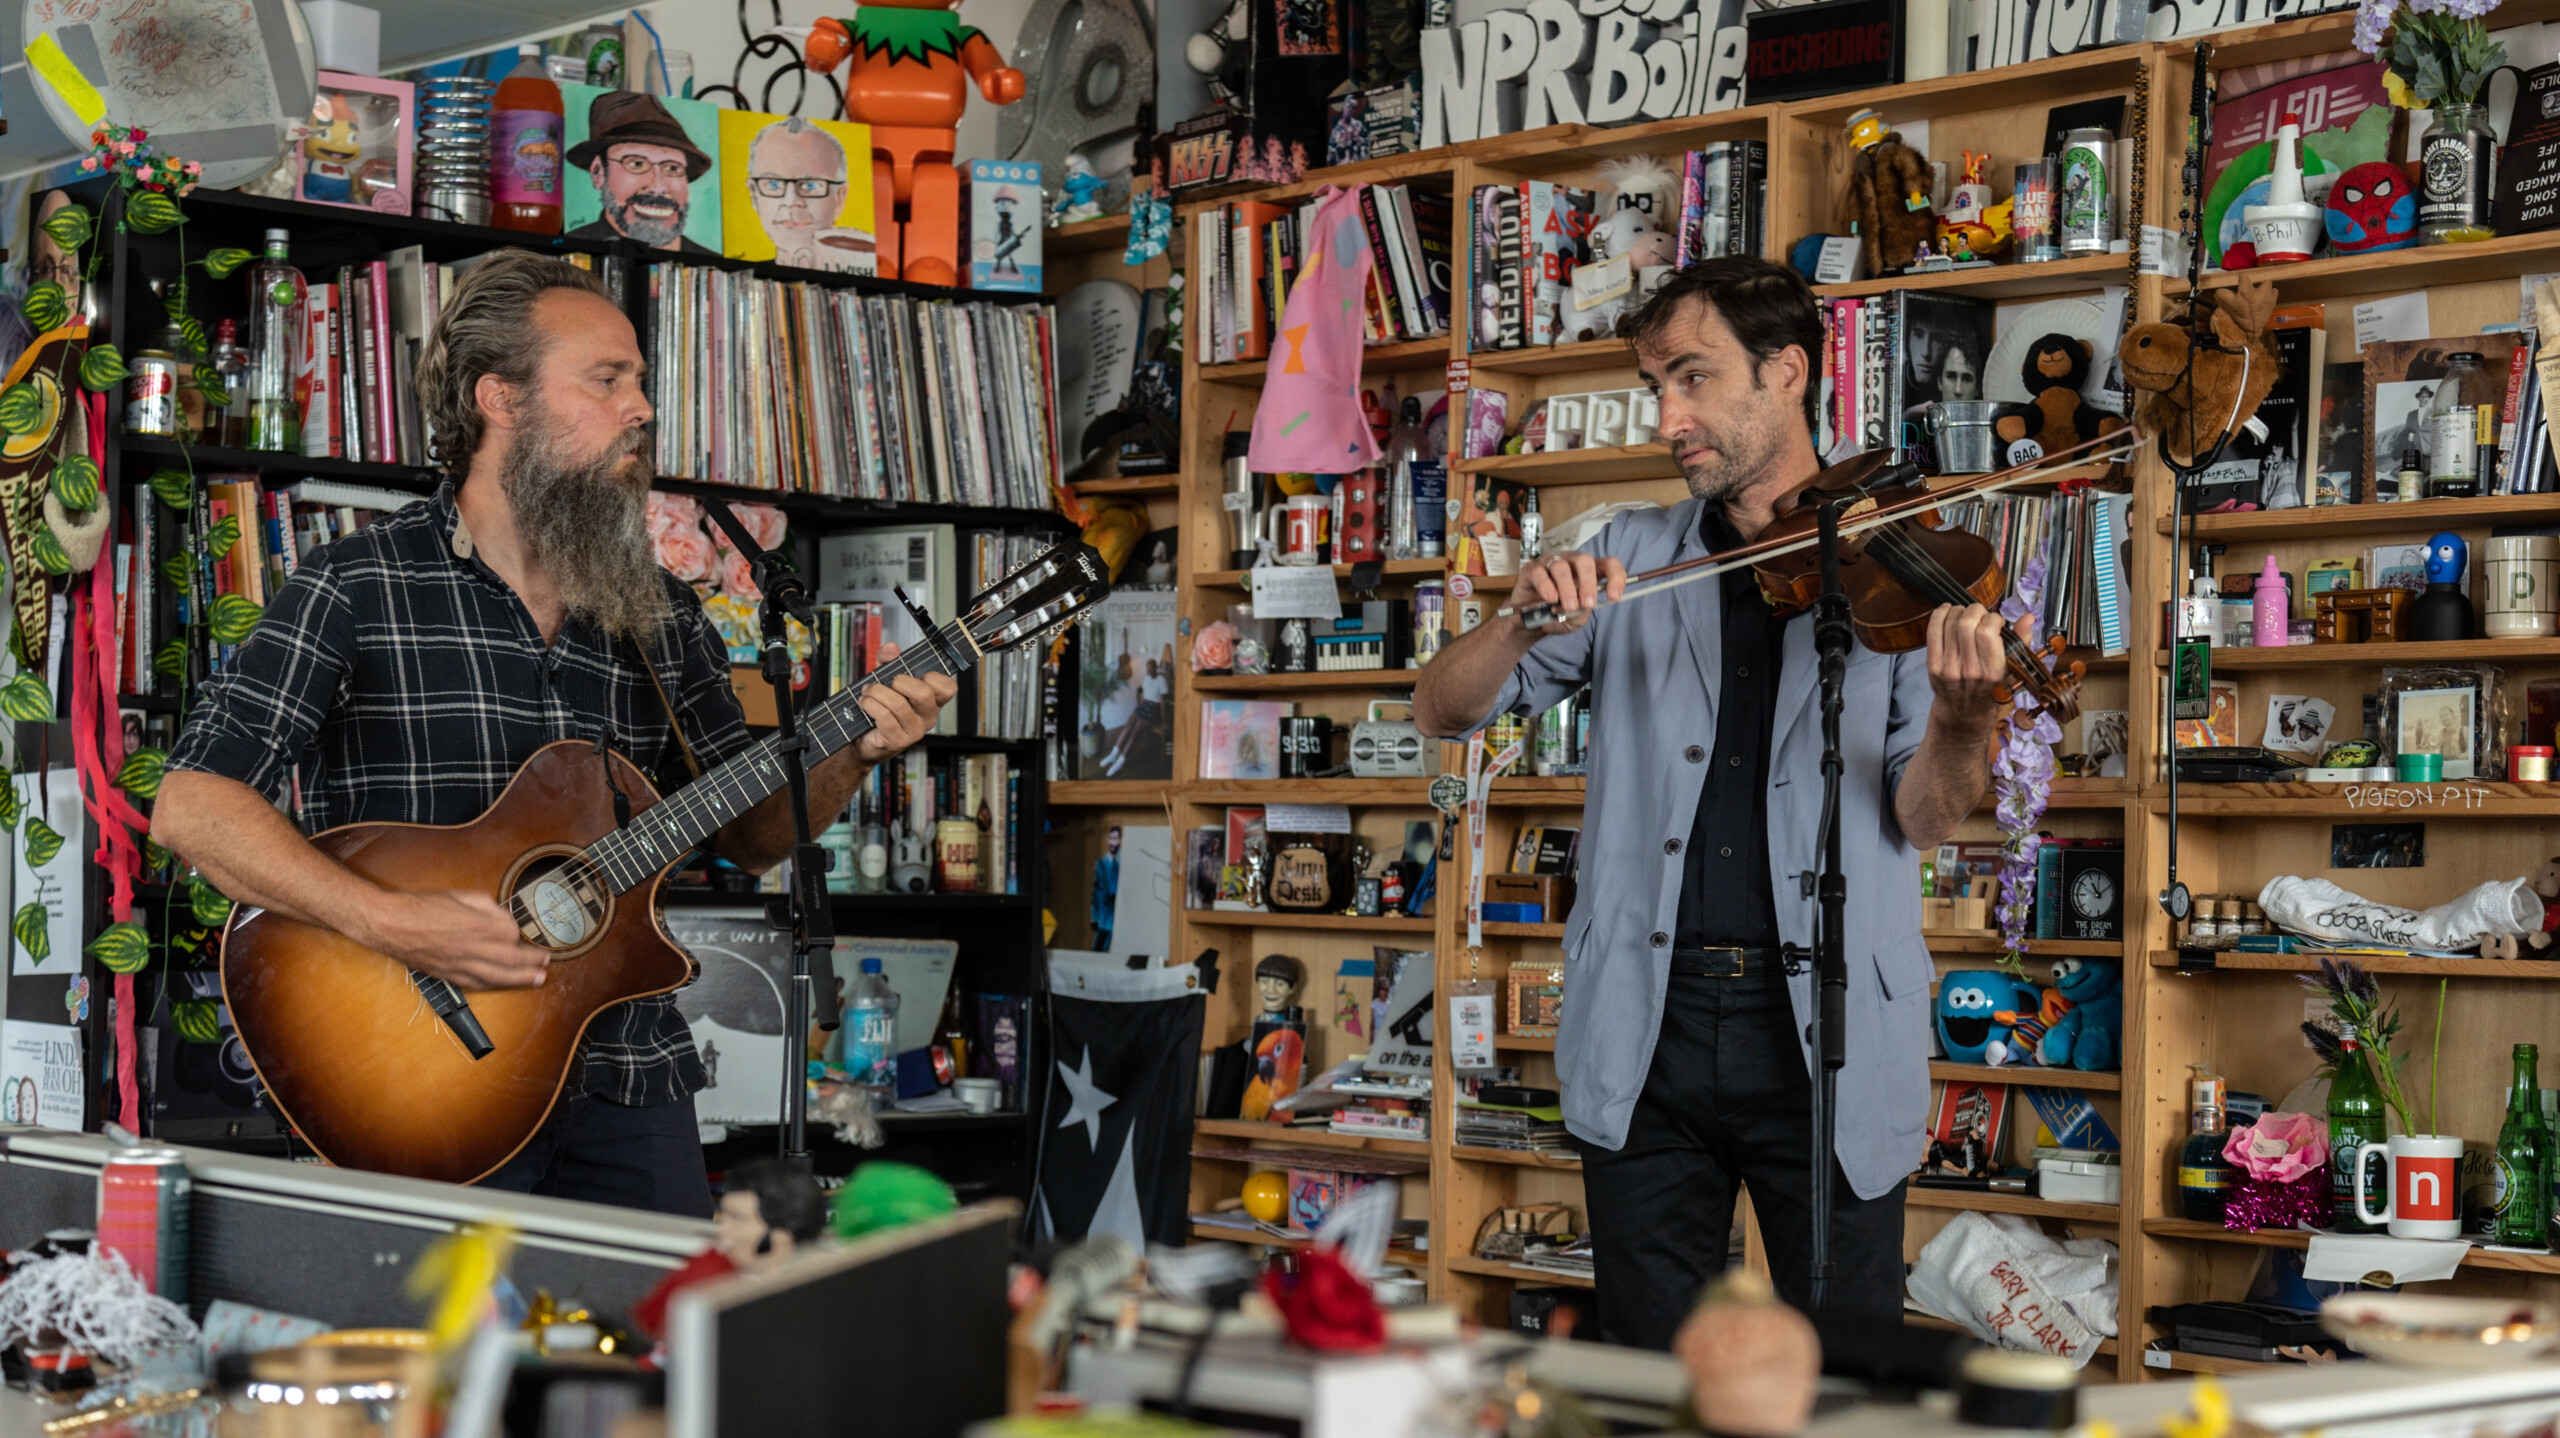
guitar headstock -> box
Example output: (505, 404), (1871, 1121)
(962, 541), (1112, 654)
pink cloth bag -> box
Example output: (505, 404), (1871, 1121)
(1247, 184), (1382, 474)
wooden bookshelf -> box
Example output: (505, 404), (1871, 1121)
(2156, 492), (2560, 541)
(1814, 253), (2124, 301)
(2150, 639), (2560, 669)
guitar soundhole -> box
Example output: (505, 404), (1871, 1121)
(509, 850), (609, 954)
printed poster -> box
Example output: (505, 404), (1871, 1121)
(1, 1020), (82, 1130)
(11, 769), (81, 978)
(716, 108), (877, 274)
(562, 84), (722, 255)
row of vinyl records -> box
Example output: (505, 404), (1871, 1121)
(1197, 182), (1455, 365)
(1932, 489), (2135, 658)
(642, 264), (1062, 509)
(1468, 146), (1767, 354)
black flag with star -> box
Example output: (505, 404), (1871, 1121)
(1032, 951), (1206, 1248)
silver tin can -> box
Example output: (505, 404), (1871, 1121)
(2059, 128), (2114, 255)
(126, 348), (179, 437)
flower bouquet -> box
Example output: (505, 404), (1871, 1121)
(2356, 0), (2508, 243)
(2221, 1110), (2332, 1230)
(645, 492), (811, 664)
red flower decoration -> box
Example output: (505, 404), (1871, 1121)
(1262, 1247), (1384, 1353)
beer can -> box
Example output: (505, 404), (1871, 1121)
(1412, 580), (1446, 666)
(125, 348), (179, 437)
(1533, 695), (1573, 776)
(2012, 161), (2060, 263)
(2058, 130), (2114, 255)
(97, 1142), (190, 1304)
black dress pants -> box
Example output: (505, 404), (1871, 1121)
(479, 1090), (717, 1218)
(1572, 964), (1906, 1348)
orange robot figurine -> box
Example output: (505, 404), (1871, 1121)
(805, 6), (1025, 286)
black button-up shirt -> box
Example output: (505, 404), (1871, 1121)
(1674, 505), (1784, 949)
(169, 484), (753, 1106)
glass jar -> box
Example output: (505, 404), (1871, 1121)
(2425, 351), (2498, 498)
(2420, 101), (2498, 244)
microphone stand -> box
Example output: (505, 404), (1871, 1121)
(699, 498), (838, 1169)
(1804, 497), (1854, 1312)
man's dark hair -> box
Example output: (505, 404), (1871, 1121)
(1620, 256), (1824, 439)
(724, 1156), (827, 1244)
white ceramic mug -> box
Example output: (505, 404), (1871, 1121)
(2485, 535), (2559, 638)
(2355, 1133), (2465, 1239)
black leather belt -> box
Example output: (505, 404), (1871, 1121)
(1670, 946), (1784, 977)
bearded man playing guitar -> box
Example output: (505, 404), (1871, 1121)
(152, 250), (955, 1217)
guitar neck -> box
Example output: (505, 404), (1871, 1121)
(584, 619), (973, 892)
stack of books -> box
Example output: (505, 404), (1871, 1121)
(1326, 1074), (1432, 1141)
(1673, 141), (1770, 267)
(1196, 181), (1451, 364)
(644, 264), (1060, 508)
(1468, 180), (1595, 351)
(1455, 1099), (1572, 1154)
(1511, 1234), (1595, 1279)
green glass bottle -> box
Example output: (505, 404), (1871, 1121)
(2329, 1034), (2387, 1234)
(2179, 1068), (2238, 1222)
(2494, 1043), (2547, 1246)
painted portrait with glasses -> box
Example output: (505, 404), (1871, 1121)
(564, 86), (723, 255)
(718, 111), (877, 276)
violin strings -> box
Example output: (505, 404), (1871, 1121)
(1501, 439), (2141, 624)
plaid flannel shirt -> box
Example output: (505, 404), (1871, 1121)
(168, 484), (753, 1107)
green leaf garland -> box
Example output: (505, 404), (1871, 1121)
(85, 921), (149, 974)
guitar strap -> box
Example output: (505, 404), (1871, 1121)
(631, 636), (705, 782)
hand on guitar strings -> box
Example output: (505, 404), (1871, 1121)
(1513, 551), (1627, 638)
(1923, 603), (2011, 732)
(847, 641), (961, 765)
(363, 889), (552, 992)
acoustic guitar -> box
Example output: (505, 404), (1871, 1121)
(220, 541), (1110, 1185)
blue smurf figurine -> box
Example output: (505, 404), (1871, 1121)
(2409, 530), (2473, 641)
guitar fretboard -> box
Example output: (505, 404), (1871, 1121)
(582, 619), (971, 892)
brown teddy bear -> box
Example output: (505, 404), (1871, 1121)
(1992, 334), (2126, 464)
(2123, 276), (2281, 469)
(2482, 857), (2560, 959)
(1836, 108), (1935, 277)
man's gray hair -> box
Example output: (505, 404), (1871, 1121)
(415, 248), (614, 474)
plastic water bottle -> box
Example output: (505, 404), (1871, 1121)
(1384, 397), (1426, 559)
(844, 958), (900, 1092)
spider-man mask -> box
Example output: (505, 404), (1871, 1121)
(2325, 161), (2418, 254)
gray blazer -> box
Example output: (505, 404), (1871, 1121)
(1461, 498), (1936, 1200)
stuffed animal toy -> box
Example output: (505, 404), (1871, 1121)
(2123, 275), (2281, 469)
(2039, 959), (2123, 1071)
(2323, 160), (2418, 255)
(1992, 334), (2125, 464)
(1986, 978), (2067, 1068)
(1936, 969), (2039, 1065)
(1836, 108), (1935, 276)
(2481, 856), (2560, 959)
(1566, 206), (1678, 342)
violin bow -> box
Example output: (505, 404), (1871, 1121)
(1498, 431), (2145, 629)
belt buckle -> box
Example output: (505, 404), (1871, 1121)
(1694, 947), (1744, 978)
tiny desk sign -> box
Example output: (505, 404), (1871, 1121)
(2497, 62), (2560, 236)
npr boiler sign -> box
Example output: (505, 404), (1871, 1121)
(1419, 0), (1753, 147)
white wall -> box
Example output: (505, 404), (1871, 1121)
(635, 0), (1036, 165)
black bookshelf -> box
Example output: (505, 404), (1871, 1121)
(78, 181), (1064, 1204)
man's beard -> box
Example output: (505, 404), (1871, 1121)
(501, 416), (669, 644)
(609, 188), (688, 247)
(1676, 406), (1784, 506)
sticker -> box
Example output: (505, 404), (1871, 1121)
(2007, 437), (2044, 466)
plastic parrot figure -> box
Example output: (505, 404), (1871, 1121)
(805, 4), (1025, 286)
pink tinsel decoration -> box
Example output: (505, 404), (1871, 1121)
(2223, 1170), (2330, 1231)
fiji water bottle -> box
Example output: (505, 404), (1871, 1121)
(844, 957), (900, 1092)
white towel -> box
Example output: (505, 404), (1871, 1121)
(1905, 1211), (2118, 1368)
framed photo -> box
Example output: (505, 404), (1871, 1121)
(2394, 683), (2480, 778)
(295, 73), (413, 214)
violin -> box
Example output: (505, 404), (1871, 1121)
(1500, 433), (2141, 727)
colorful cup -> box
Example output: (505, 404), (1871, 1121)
(2354, 1133), (2465, 1239)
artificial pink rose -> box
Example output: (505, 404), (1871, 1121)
(721, 549), (762, 602)
(646, 491), (702, 540)
(655, 525), (714, 583)
(2225, 1111), (2327, 1183)
(737, 502), (787, 553)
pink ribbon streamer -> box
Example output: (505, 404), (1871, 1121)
(68, 389), (148, 1132)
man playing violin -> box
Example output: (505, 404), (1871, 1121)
(1414, 256), (2008, 1346)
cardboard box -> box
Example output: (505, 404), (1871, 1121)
(1484, 873), (1573, 925)
(964, 159), (1042, 292)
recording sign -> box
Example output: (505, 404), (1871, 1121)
(2495, 62), (2560, 235)
(1745, 0), (1901, 104)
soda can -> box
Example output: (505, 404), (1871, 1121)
(1534, 695), (1573, 776)
(2012, 161), (2060, 263)
(126, 348), (179, 437)
(97, 1142), (190, 1305)
(2058, 130), (2114, 255)
(1412, 580), (1446, 665)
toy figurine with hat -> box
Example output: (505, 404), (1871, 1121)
(802, 1), (1027, 286)
(1837, 107), (1935, 276)
(565, 91), (717, 255)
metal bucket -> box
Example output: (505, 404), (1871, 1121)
(1926, 401), (2005, 473)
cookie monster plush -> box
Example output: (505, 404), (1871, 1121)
(1935, 969), (2040, 1065)
(2038, 959), (2123, 1071)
